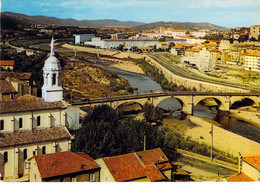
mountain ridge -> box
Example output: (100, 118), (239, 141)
(2, 11), (230, 31)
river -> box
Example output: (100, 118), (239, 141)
(96, 63), (260, 143)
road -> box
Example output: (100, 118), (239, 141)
(149, 54), (260, 92)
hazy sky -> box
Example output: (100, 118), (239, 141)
(1, 0), (260, 28)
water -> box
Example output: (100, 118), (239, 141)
(96, 63), (260, 143)
(95, 64), (162, 94)
(29, 43), (48, 49)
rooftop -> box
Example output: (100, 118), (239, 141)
(243, 52), (260, 57)
(0, 60), (15, 66)
(0, 126), (70, 148)
(0, 72), (32, 80)
(103, 38), (186, 41)
(34, 151), (99, 179)
(242, 155), (260, 170)
(0, 80), (17, 93)
(101, 148), (171, 182)
(0, 95), (65, 114)
(226, 172), (254, 182)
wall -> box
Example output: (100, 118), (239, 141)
(95, 158), (116, 182)
(146, 55), (249, 93)
(242, 160), (260, 181)
(0, 139), (70, 180)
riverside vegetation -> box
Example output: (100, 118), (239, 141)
(73, 104), (238, 164)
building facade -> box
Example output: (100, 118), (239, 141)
(249, 25), (260, 40)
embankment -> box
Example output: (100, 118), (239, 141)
(186, 116), (260, 157)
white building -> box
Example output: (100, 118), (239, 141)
(181, 48), (215, 71)
(85, 38), (186, 49)
(42, 38), (63, 102)
(243, 52), (260, 72)
(190, 31), (207, 38)
(75, 34), (95, 44)
(0, 38), (81, 181)
(0, 95), (71, 181)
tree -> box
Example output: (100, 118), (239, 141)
(117, 44), (124, 51)
(143, 102), (163, 122)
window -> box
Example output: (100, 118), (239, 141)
(4, 152), (8, 163)
(37, 116), (41, 126)
(10, 93), (14, 99)
(0, 120), (4, 130)
(19, 118), (23, 128)
(33, 151), (36, 155)
(90, 173), (95, 182)
(23, 149), (27, 160)
(42, 146), (46, 154)
(52, 73), (56, 85)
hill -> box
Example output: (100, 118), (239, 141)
(135, 21), (230, 31)
(2, 11), (229, 31)
(2, 11), (145, 28)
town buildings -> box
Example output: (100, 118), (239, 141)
(243, 52), (260, 72)
(95, 148), (172, 182)
(85, 37), (186, 49)
(249, 25), (260, 40)
(0, 60), (14, 71)
(28, 151), (100, 182)
(75, 34), (95, 45)
(0, 38), (73, 181)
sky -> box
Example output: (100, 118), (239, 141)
(1, 0), (260, 28)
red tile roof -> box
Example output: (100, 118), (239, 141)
(0, 60), (15, 66)
(0, 126), (70, 148)
(226, 172), (254, 182)
(0, 95), (65, 114)
(0, 72), (32, 80)
(103, 153), (165, 182)
(0, 80), (17, 93)
(102, 148), (170, 182)
(242, 155), (260, 170)
(136, 148), (172, 171)
(35, 151), (100, 179)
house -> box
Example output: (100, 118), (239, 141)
(0, 80), (18, 101)
(27, 151), (100, 182)
(226, 155), (260, 182)
(95, 148), (173, 182)
(26, 49), (34, 56)
(249, 25), (260, 40)
(0, 60), (15, 71)
(0, 72), (37, 98)
(242, 52), (260, 72)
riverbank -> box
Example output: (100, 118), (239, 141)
(229, 109), (260, 128)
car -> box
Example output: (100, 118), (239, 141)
(81, 97), (90, 101)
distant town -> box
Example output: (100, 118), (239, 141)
(0, 10), (259, 182)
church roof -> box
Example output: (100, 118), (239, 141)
(0, 95), (65, 114)
(43, 55), (61, 71)
(0, 126), (70, 148)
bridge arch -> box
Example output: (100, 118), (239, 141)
(193, 96), (228, 111)
(111, 98), (151, 110)
(230, 96), (259, 109)
(153, 96), (187, 113)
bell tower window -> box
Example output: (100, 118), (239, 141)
(52, 74), (56, 85)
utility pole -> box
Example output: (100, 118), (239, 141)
(209, 124), (213, 162)
(74, 49), (77, 59)
(144, 135), (146, 151)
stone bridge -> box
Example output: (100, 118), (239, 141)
(72, 92), (260, 114)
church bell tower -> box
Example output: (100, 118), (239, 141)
(42, 38), (63, 102)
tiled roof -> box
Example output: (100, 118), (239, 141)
(136, 148), (171, 170)
(0, 60), (15, 66)
(102, 151), (165, 182)
(243, 52), (260, 57)
(0, 95), (65, 114)
(226, 172), (254, 182)
(35, 151), (99, 179)
(0, 126), (70, 148)
(0, 72), (32, 80)
(0, 80), (17, 93)
(242, 155), (260, 170)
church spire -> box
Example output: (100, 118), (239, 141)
(50, 37), (56, 56)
